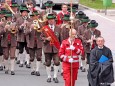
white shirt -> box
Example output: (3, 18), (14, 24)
(49, 24), (55, 31)
(98, 46), (104, 49)
(68, 38), (75, 45)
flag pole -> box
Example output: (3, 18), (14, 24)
(69, 0), (74, 86)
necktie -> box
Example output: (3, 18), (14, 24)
(51, 25), (52, 29)
(51, 25), (53, 31)
(34, 31), (37, 41)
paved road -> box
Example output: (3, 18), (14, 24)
(35, 5), (115, 86)
(0, 60), (88, 86)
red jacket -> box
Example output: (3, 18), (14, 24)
(59, 38), (84, 68)
(57, 12), (69, 25)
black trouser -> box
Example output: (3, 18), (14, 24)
(18, 42), (29, 54)
(29, 48), (42, 62)
(16, 42), (19, 49)
(44, 53), (60, 67)
(86, 53), (90, 64)
(0, 40), (3, 56)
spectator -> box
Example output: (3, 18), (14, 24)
(88, 37), (114, 86)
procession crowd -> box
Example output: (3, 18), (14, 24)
(0, 0), (114, 86)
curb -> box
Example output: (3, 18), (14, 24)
(79, 4), (98, 12)
(79, 4), (115, 13)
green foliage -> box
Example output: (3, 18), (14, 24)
(80, 0), (115, 9)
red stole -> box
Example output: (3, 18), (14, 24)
(91, 42), (95, 49)
(42, 25), (60, 50)
(7, 33), (11, 41)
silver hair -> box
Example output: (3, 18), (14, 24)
(96, 36), (105, 41)
(69, 29), (76, 35)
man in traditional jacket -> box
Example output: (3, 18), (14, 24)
(0, 11), (17, 75)
(59, 14), (70, 75)
(40, 0), (57, 25)
(77, 16), (90, 40)
(16, 5), (31, 68)
(88, 37), (114, 86)
(0, 23), (3, 70)
(83, 20), (101, 64)
(10, 2), (21, 22)
(77, 16), (90, 72)
(75, 11), (86, 31)
(59, 29), (84, 86)
(10, 2), (21, 62)
(69, 11), (86, 71)
(26, 10), (43, 76)
(0, 8), (6, 23)
(60, 14), (70, 42)
(0, 8), (6, 71)
(41, 14), (61, 83)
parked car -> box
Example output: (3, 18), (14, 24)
(35, 0), (79, 9)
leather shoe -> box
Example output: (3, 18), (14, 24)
(61, 72), (63, 76)
(25, 61), (27, 65)
(0, 66), (3, 71)
(51, 66), (54, 72)
(26, 64), (31, 68)
(79, 66), (83, 70)
(11, 71), (15, 75)
(31, 71), (35, 75)
(16, 60), (20, 64)
(35, 71), (40, 76)
(81, 68), (86, 72)
(47, 78), (51, 83)
(53, 78), (59, 83)
(4, 66), (5, 69)
(19, 64), (23, 67)
(5, 70), (9, 74)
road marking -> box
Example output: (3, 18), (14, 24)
(85, 10), (115, 23)
(95, 13), (115, 23)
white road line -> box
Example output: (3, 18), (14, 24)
(95, 14), (115, 23)
(85, 10), (115, 23)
